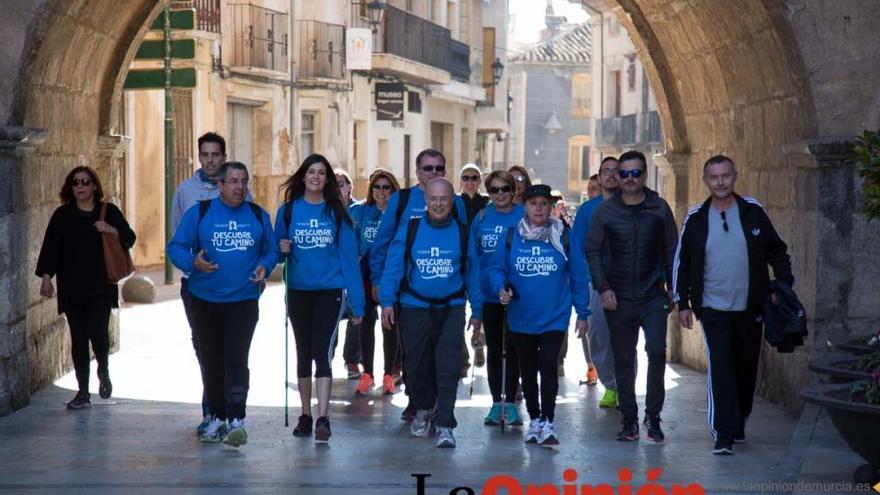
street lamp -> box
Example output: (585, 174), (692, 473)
(366, 0), (388, 33)
(491, 57), (504, 86)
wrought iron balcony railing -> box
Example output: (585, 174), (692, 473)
(228, 3), (288, 72)
(296, 20), (346, 80)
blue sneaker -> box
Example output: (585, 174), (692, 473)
(503, 403), (523, 426)
(199, 418), (228, 443)
(484, 403), (502, 425)
(196, 415), (212, 437)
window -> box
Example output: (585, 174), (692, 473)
(570, 74), (591, 117)
(301, 112), (316, 158)
(228, 103), (254, 167)
(567, 135), (592, 192)
(407, 91), (422, 113)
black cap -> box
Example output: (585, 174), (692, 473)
(523, 184), (553, 201)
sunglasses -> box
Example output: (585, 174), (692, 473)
(421, 165), (446, 173)
(461, 175), (480, 182)
(618, 169), (644, 179)
(514, 175), (526, 182)
(721, 210), (729, 233)
(488, 185), (513, 194)
(72, 178), (93, 187)
(600, 168), (619, 177)
(371, 184), (392, 191)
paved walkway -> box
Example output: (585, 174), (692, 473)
(0, 279), (866, 494)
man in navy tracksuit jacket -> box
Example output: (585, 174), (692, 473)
(673, 155), (792, 455)
(379, 178), (482, 449)
(168, 162), (278, 447)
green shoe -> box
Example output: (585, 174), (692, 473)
(599, 389), (618, 408)
(224, 418), (248, 447)
(484, 403), (502, 425)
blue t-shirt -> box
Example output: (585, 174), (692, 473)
(379, 217), (483, 318)
(168, 198), (278, 303)
(273, 199), (365, 318)
(469, 204), (524, 304)
(487, 228), (590, 334)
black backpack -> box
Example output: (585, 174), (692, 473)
(399, 216), (470, 306)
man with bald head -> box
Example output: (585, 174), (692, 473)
(379, 178), (483, 448)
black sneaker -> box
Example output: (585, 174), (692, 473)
(400, 401), (417, 422)
(66, 391), (91, 410)
(292, 414), (313, 437)
(98, 372), (112, 399)
(643, 415), (665, 443)
(315, 416), (331, 442)
(734, 431), (746, 444)
(713, 440), (734, 455)
(616, 421), (639, 441)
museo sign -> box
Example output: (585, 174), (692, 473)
(376, 82), (405, 121)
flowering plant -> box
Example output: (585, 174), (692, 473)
(855, 130), (880, 219)
(850, 370), (880, 405)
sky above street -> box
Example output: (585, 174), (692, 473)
(509, 0), (589, 46)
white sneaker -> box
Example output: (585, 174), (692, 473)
(436, 427), (456, 448)
(199, 418), (228, 443)
(538, 420), (559, 445)
(524, 419), (542, 443)
(411, 409), (434, 438)
(224, 418), (248, 447)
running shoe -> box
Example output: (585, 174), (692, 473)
(411, 409), (435, 438)
(713, 440), (734, 455)
(585, 366), (598, 386)
(538, 420), (559, 445)
(436, 427), (456, 448)
(503, 403), (523, 426)
(484, 403), (502, 426)
(382, 374), (396, 395)
(199, 418), (228, 443)
(524, 419), (542, 443)
(616, 421), (639, 442)
(355, 373), (374, 395)
(643, 415), (665, 443)
(98, 371), (112, 399)
(598, 389), (618, 408)
(225, 418), (248, 447)
(292, 414), (313, 437)
(346, 363), (362, 379)
(196, 415), (212, 436)
(315, 416), (331, 442)
(66, 391), (91, 410)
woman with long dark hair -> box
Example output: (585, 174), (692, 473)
(36, 166), (136, 409)
(350, 169), (402, 395)
(508, 165), (532, 205)
(275, 154), (365, 442)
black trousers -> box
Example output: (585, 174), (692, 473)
(288, 289), (345, 378)
(190, 296), (259, 420)
(65, 296), (112, 393)
(701, 308), (763, 443)
(483, 303), (520, 403)
(605, 294), (668, 424)
(399, 306), (465, 429)
(511, 330), (565, 422)
(181, 278), (209, 416)
(357, 303), (398, 377)
(342, 319), (362, 365)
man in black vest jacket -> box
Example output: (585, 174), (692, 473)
(673, 154), (793, 456)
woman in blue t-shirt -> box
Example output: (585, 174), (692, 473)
(275, 154), (365, 443)
(350, 168), (401, 396)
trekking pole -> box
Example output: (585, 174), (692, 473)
(283, 259), (289, 427)
(468, 330), (477, 398)
(500, 282), (513, 436)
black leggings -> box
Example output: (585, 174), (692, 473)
(288, 289), (345, 378)
(65, 296), (112, 393)
(511, 330), (565, 422)
(358, 304), (399, 377)
(483, 303), (520, 403)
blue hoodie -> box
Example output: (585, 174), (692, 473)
(273, 199), (365, 318)
(168, 198), (278, 303)
(469, 203), (524, 304)
(369, 186), (468, 285)
(571, 196), (604, 279)
(379, 216), (483, 319)
(350, 202), (385, 258)
(487, 225), (590, 334)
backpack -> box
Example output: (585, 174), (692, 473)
(195, 199), (264, 252)
(399, 216), (470, 306)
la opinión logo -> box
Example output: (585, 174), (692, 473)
(411, 468), (705, 495)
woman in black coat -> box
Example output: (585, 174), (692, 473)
(36, 166), (136, 409)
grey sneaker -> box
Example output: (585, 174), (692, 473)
(410, 409), (434, 438)
(199, 418), (228, 443)
(224, 418), (248, 447)
(436, 427), (456, 448)
(524, 419), (542, 443)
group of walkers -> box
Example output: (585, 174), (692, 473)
(36, 131), (793, 456)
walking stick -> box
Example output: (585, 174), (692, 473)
(500, 282), (513, 436)
(283, 259), (289, 427)
(468, 331), (477, 398)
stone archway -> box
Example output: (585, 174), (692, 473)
(0, 0), (161, 413)
(592, 0), (880, 413)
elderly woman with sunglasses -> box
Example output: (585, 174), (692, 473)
(350, 169), (402, 395)
(36, 166), (136, 410)
(469, 170), (525, 427)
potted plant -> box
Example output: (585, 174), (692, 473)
(835, 330), (879, 355)
(808, 350), (878, 383)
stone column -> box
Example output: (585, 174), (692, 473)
(0, 126), (47, 416)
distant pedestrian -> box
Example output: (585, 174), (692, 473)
(336, 169), (365, 379)
(168, 161), (277, 447)
(674, 155), (793, 455)
(277, 154), (365, 443)
(488, 184), (590, 446)
(586, 174), (601, 200)
(508, 165), (532, 205)
(380, 178), (482, 449)
(36, 166), (136, 410)
(458, 163), (489, 372)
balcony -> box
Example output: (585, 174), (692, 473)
(296, 20), (346, 81)
(448, 39), (471, 83)
(597, 111), (662, 147)
(191, 0), (221, 33)
(228, 3), (289, 73)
